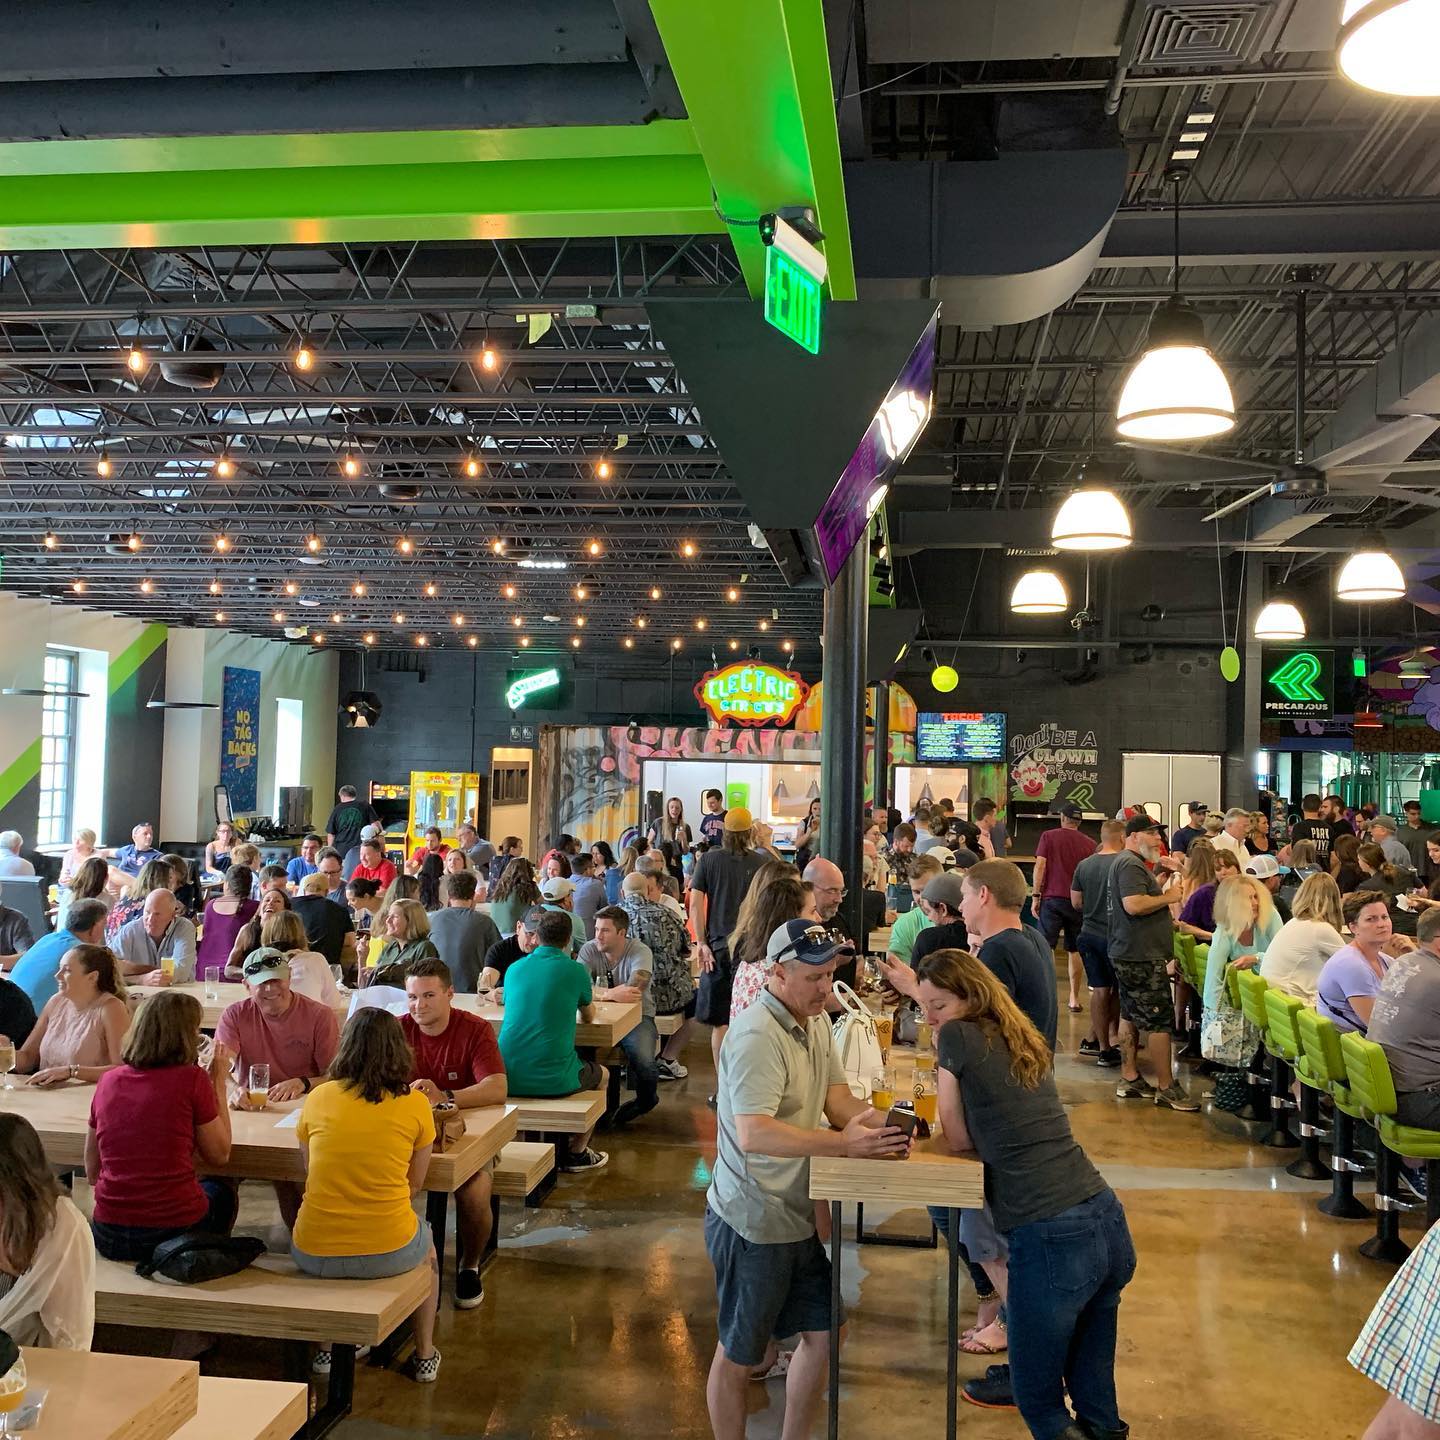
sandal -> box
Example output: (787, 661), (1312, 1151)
(751, 1349), (793, 1381)
(958, 1320), (1007, 1355)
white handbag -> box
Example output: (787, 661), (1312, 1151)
(830, 981), (884, 1100)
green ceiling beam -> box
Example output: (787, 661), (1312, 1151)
(648, 0), (856, 300)
(0, 122), (723, 250)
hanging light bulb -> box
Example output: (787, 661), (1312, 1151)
(462, 455), (482, 479)
(1337, 543), (1405, 601)
(214, 610), (227, 623)
(273, 610), (286, 624)
(1338, 1), (1440, 97)
(284, 581), (298, 596)
(680, 540), (698, 558)
(502, 583), (517, 600)
(636, 616), (648, 629)
(126, 532), (143, 552)
(126, 343), (147, 374)
(292, 339), (314, 372)
(71, 579), (86, 594)
(393, 612), (406, 624)
(424, 581), (438, 598)
(1051, 490), (1132, 551)
(587, 539), (603, 557)
(467, 635), (479, 648)
(650, 586), (662, 601)
(41, 530), (58, 550)
(452, 613), (465, 626)
(480, 341), (499, 372)
(213, 533), (231, 553)
(571, 635), (582, 648)
(595, 458), (612, 480)
(209, 581), (222, 596)
(341, 453), (361, 478)
(331, 612), (343, 624)
(1253, 600), (1307, 641)
(491, 539), (506, 555)
(305, 533), (323, 554)
(416, 635), (428, 648)
(695, 618), (707, 631)
(96, 453), (113, 478)
(363, 632), (376, 645)
(671, 638), (683, 651)
(518, 635), (531, 648)
(1116, 176), (1234, 442)
(726, 586), (740, 602)
(1009, 569), (1069, 614)
(139, 579), (154, 594)
(352, 582), (366, 597)
(397, 536), (414, 556)
(215, 454), (235, 479)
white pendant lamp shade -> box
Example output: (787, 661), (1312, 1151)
(1010, 569), (1069, 614)
(1116, 296), (1235, 442)
(1338, 1), (1440, 97)
(1051, 490), (1132, 552)
(1253, 600), (1306, 641)
(1336, 546), (1406, 601)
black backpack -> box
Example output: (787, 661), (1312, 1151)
(136, 1232), (266, 1284)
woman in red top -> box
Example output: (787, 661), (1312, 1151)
(85, 992), (234, 1262)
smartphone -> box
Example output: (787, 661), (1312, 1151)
(885, 1106), (918, 1137)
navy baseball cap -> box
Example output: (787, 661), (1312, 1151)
(765, 919), (854, 967)
(1058, 802), (1084, 820)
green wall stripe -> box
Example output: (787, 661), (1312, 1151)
(108, 623), (167, 696)
(0, 738), (42, 813)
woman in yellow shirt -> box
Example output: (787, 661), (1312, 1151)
(291, 1008), (440, 1382)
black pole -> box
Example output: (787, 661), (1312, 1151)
(872, 681), (889, 814)
(819, 539), (868, 943)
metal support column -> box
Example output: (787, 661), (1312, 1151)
(871, 681), (889, 815)
(820, 540), (868, 942)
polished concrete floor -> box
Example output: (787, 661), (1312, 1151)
(111, 989), (1416, 1439)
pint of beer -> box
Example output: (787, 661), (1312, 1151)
(873, 1012), (893, 1061)
(871, 1068), (895, 1110)
(913, 1069), (938, 1126)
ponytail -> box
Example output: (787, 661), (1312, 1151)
(66, 943), (128, 1002)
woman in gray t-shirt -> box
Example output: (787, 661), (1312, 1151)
(918, 947), (1134, 1440)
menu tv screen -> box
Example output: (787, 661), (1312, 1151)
(916, 712), (1007, 764)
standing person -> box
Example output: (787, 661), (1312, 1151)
(619, 871), (694, 1080)
(973, 798), (1006, 858)
(1070, 819), (1126, 1067)
(793, 799), (822, 872)
(111, 822), (162, 878)
(921, 949), (1133, 1440)
(579, 907), (658, 1126)
(803, 858), (858, 993)
(697, 788), (728, 846)
(285, 835), (322, 891)
(648, 797), (693, 857)
(401, 959), (507, 1309)
(1325, 795), (1356, 838)
(1211, 808), (1251, 860)
(1290, 793), (1337, 867)
(425, 871), (500, 993)
(1168, 803), (1209, 857)
(85, 992), (235, 1261)
(1246, 811), (1274, 855)
(15, 944), (128, 1087)
(1106, 816), (1198, 1112)
(690, 808), (767, 1081)
(727, 868), (809, 1021)
(1397, 801), (1432, 873)
(1370, 816), (1416, 873)
(704, 920), (910, 1440)
(290, 1009), (442, 1383)
(884, 823), (920, 914)
(324, 786), (382, 879)
(1033, 804), (1096, 1018)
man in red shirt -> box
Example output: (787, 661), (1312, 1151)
(216, 947), (341, 1226)
(402, 957), (508, 1310)
(406, 826), (450, 875)
(1033, 803), (1098, 1022)
(350, 836), (398, 891)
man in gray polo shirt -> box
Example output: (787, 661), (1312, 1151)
(705, 919), (910, 1440)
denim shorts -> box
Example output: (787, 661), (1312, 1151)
(1077, 931), (1116, 989)
(704, 1207), (840, 1367)
(291, 1217), (430, 1279)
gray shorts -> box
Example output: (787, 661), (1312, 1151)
(291, 1216), (430, 1279)
(704, 1207), (841, 1367)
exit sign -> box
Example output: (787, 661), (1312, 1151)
(764, 245), (822, 354)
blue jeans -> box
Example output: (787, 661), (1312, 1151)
(620, 1016), (659, 1109)
(91, 1178), (239, 1263)
(1005, 1189), (1135, 1440)
(292, 1216), (430, 1278)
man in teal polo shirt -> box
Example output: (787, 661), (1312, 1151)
(9, 898), (108, 1011)
(497, 907), (609, 1172)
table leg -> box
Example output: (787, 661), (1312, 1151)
(482, 1193), (500, 1271)
(828, 1199), (842, 1440)
(945, 1208), (959, 1440)
(425, 1189), (450, 1278)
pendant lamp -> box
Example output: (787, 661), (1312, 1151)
(1338, 1), (1440, 97)
(1116, 175), (1234, 442)
(1010, 569), (1069, 614)
(1253, 600), (1306, 641)
(1337, 542), (1405, 601)
(1051, 490), (1132, 551)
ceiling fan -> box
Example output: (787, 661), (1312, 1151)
(1119, 281), (1440, 523)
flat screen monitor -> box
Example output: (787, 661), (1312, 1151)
(916, 711), (1007, 764)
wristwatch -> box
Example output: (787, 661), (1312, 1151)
(300, 1076), (312, 1094)
(68, 1064), (78, 1080)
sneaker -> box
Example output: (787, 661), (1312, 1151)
(657, 1057), (688, 1081)
(1115, 1074), (1155, 1100)
(560, 1146), (610, 1173)
(1078, 1038), (1100, 1056)
(312, 1345), (369, 1374)
(1096, 1047), (1123, 1068)
(454, 1268), (484, 1310)
(1400, 1166), (1429, 1201)
(1154, 1082), (1201, 1113)
(961, 1367), (1016, 1411)
(406, 1350), (441, 1384)
(613, 1098), (659, 1126)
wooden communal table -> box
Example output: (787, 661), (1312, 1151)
(172, 1376), (308, 1440)
(810, 1145), (984, 1440)
(23, 1347), (198, 1440)
(6, 1083), (516, 1277)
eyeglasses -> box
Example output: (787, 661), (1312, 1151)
(814, 884), (847, 897)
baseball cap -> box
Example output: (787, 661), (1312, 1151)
(722, 806), (754, 833)
(1057, 802), (1084, 820)
(1124, 814), (1161, 836)
(927, 845), (955, 869)
(360, 823), (382, 842)
(764, 919), (854, 967)
(1244, 854), (1284, 880)
(1372, 814), (1399, 833)
(1187, 802), (1208, 815)
(519, 904), (548, 931)
(539, 876), (575, 901)
(922, 871), (967, 911)
(242, 947), (290, 983)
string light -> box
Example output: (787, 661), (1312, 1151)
(397, 537), (414, 555)
(312, 632), (325, 645)
(587, 540), (603, 557)
(126, 532), (142, 552)
(41, 531), (58, 550)
(213, 533), (231, 553)
(96, 453), (113, 478)
(729, 639), (739, 651)
(649, 586), (662, 601)
(680, 540), (697, 558)
(569, 635), (582, 649)
(292, 341), (314, 372)
(305, 533), (323, 554)
(215, 455), (235, 480)
(782, 641), (794, 654)
(126, 344), (147, 374)
(574, 583), (589, 601)
(595, 458), (612, 480)
(462, 455), (482, 478)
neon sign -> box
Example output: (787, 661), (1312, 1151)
(695, 662), (809, 728)
(505, 667), (561, 710)
(1262, 648), (1333, 719)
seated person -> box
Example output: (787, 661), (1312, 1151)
(216, 947), (340, 1228)
(538, 876), (585, 952)
(478, 906), (543, 991)
(426, 872), (500, 993)
(196, 866), (258, 974)
(1370, 906), (1440, 1132)
(291, 1009), (441, 1384)
(1355, 843), (1419, 937)
(0, 1114), (95, 1349)
(496, 908), (608, 1172)
(401, 960), (507, 1309)
(316, 847), (348, 903)
(0, 902), (33, 973)
(15, 944), (128, 1087)
(1317, 892), (1394, 1035)
(103, 859), (173, 941)
(224, 886), (291, 980)
(1176, 850), (1243, 941)
(406, 826), (450, 876)
(346, 875), (383, 940)
(578, 906), (657, 1127)
(114, 889), (197, 987)
(885, 854), (942, 968)
(84, 992), (235, 1261)
(111, 821), (162, 878)
(286, 834), (323, 892)
(203, 821), (234, 877)
(1258, 873), (1345, 1007)
(293, 872), (357, 974)
(369, 899), (440, 984)
(350, 837), (398, 892)
(256, 864), (290, 900)
(258, 912), (341, 1006)
(9, 898), (107, 1014)
(162, 853), (202, 918)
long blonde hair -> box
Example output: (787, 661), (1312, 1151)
(1291, 872), (1343, 931)
(1181, 840), (1217, 900)
(914, 948), (1050, 1089)
(1215, 874), (1273, 938)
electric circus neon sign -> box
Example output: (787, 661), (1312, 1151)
(695, 662), (809, 727)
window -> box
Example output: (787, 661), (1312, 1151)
(37, 648), (79, 847)
(273, 698), (303, 817)
(492, 764), (529, 806)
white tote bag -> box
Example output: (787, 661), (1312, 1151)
(830, 981), (884, 1100)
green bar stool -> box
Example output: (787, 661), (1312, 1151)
(1264, 989), (1329, 1181)
(1237, 969), (1298, 1148)
(1340, 1032), (1440, 1264)
(1227, 965), (1271, 1123)
(1296, 1006), (1370, 1220)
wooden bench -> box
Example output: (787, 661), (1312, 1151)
(95, 1252), (431, 1439)
(510, 1090), (606, 1133)
(172, 1376), (308, 1440)
(655, 1013), (683, 1037)
(493, 1140), (555, 1199)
